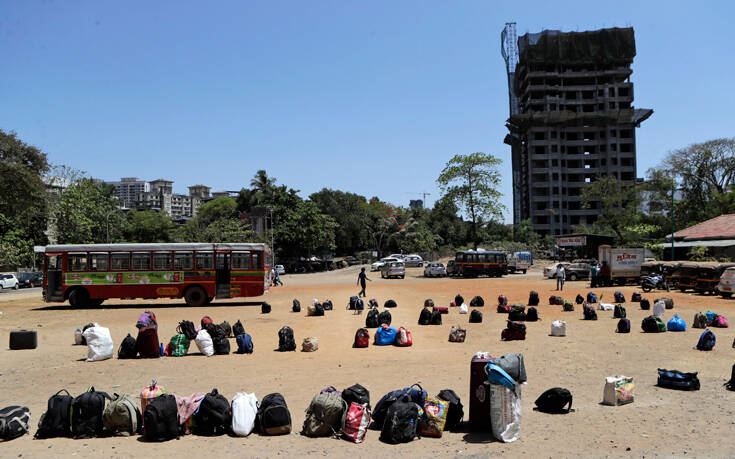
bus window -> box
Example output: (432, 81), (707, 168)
(132, 252), (150, 271)
(153, 252), (172, 270)
(456, 253), (465, 262)
(47, 254), (61, 270)
(68, 253), (87, 271)
(174, 252), (193, 270)
(89, 253), (109, 271)
(232, 252), (251, 269)
(251, 252), (262, 269)
(196, 252), (214, 270)
(111, 253), (130, 270)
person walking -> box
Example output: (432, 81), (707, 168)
(357, 267), (371, 298)
(275, 272), (283, 286)
(556, 264), (566, 291)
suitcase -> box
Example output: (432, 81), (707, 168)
(433, 306), (449, 314)
(469, 355), (494, 430)
(9, 330), (37, 350)
(137, 326), (160, 358)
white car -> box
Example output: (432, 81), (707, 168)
(275, 265), (285, 275)
(543, 263), (570, 279)
(424, 262), (447, 277)
(718, 267), (735, 298)
(0, 273), (19, 290)
(404, 255), (424, 267)
(371, 257), (398, 272)
(389, 254), (406, 260)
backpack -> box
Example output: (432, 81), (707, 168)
(261, 302), (271, 314)
(220, 321), (232, 338)
(201, 316), (214, 328)
(395, 327), (413, 346)
(379, 398), (421, 444)
(430, 310), (443, 325)
(117, 334), (137, 359)
(258, 393), (292, 435)
(355, 298), (365, 311)
(384, 299), (397, 308)
(455, 294), (464, 306)
(177, 320), (198, 341)
(614, 291), (625, 303)
(374, 325), (397, 345)
(448, 325), (466, 343)
(212, 335), (231, 355)
(550, 295), (563, 305)
(696, 329), (716, 351)
(231, 392), (259, 437)
(354, 328), (369, 348)
(323, 300), (333, 311)
(313, 303), (325, 317)
(526, 307), (539, 322)
(368, 299), (379, 309)
(693, 312), (708, 329)
(642, 315), (663, 333)
(497, 295), (508, 306)
(0, 405), (31, 441)
(373, 385), (426, 426)
(236, 333), (254, 354)
(194, 388), (231, 436)
(167, 334), (189, 357)
(587, 292), (597, 303)
(497, 304), (511, 313)
(534, 388), (573, 414)
(667, 315), (686, 332)
(71, 387), (111, 439)
(724, 364), (735, 391)
(418, 307), (432, 325)
(575, 294), (584, 304)
(34, 389), (73, 439)
(657, 297), (674, 309)
(143, 394), (179, 442)
(508, 309), (526, 322)
(292, 299), (301, 313)
(365, 308), (380, 328)
(137, 326), (159, 359)
(103, 393), (141, 436)
(349, 296), (359, 310)
(640, 298), (651, 310)
(436, 389), (464, 431)
(631, 292), (642, 302)
(563, 301), (575, 312)
(278, 326), (296, 351)
(469, 309), (483, 323)
(711, 315), (728, 328)
(617, 318), (631, 333)
(232, 320), (245, 337)
(379, 310), (392, 327)
(342, 384), (370, 409)
(342, 402), (371, 444)
(470, 296), (484, 307)
(423, 298), (435, 308)
(614, 304), (627, 319)
(528, 291), (539, 306)
(583, 305), (597, 321)
(136, 311), (157, 329)
(657, 369), (700, 391)
(301, 391), (348, 437)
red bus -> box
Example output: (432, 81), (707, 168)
(39, 243), (271, 306)
(454, 250), (508, 277)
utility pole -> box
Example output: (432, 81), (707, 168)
(671, 184), (675, 261)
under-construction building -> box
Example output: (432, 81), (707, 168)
(503, 25), (652, 236)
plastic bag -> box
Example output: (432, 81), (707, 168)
(459, 303), (468, 314)
(232, 392), (259, 436)
(74, 327), (84, 345)
(83, 324), (113, 362)
(419, 397), (449, 437)
(598, 303), (614, 311)
(550, 320), (567, 336)
(653, 301), (666, 318)
(602, 375), (634, 406)
(490, 383), (521, 443)
(195, 329), (214, 357)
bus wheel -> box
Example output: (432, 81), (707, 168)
(68, 288), (89, 307)
(184, 286), (207, 306)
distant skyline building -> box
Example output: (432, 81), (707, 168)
(106, 177), (212, 220)
(107, 177), (150, 208)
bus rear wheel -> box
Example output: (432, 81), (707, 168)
(68, 288), (89, 307)
(184, 286), (207, 306)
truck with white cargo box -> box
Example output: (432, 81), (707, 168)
(598, 245), (646, 285)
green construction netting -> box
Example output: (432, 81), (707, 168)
(518, 27), (636, 65)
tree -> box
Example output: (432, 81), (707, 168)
(310, 189), (371, 255)
(428, 195), (467, 248)
(250, 170), (276, 205)
(176, 197), (252, 243)
(275, 200), (338, 257)
(437, 152), (505, 249)
(53, 178), (124, 244)
(580, 175), (640, 243)
(123, 210), (175, 242)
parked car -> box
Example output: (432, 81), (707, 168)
(275, 265), (285, 275)
(446, 259), (457, 277)
(381, 261), (405, 279)
(18, 271), (43, 288)
(0, 273), (19, 290)
(389, 254), (406, 260)
(717, 267), (735, 298)
(424, 262), (447, 277)
(403, 254), (424, 267)
(564, 263), (591, 281)
(371, 257), (398, 272)
(543, 262), (570, 279)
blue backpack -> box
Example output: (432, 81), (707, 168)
(587, 292), (597, 303)
(667, 315), (686, 332)
(705, 311), (717, 323)
(236, 333), (253, 354)
(374, 325), (397, 345)
(696, 329), (715, 351)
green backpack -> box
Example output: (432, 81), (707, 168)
(301, 391), (348, 437)
(102, 394), (141, 436)
(563, 300), (575, 311)
(169, 334), (190, 357)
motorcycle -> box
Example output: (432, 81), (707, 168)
(641, 275), (669, 292)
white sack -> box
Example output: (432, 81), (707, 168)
(459, 303), (468, 314)
(83, 325), (113, 362)
(550, 320), (567, 337)
(195, 329), (214, 357)
(231, 392), (259, 436)
(490, 383), (521, 443)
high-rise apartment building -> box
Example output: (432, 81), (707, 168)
(107, 177), (150, 208)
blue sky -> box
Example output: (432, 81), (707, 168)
(2, 1), (734, 221)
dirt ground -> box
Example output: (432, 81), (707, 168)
(1, 263), (734, 458)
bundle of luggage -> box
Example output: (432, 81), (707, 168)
(528, 291), (539, 306)
(641, 315), (666, 333)
(470, 353), (525, 442)
(365, 307), (392, 328)
(631, 292), (642, 302)
(501, 320), (526, 341)
(657, 369), (700, 391)
(583, 303), (597, 321)
(655, 297), (674, 309)
(470, 296), (484, 307)
(363, 324), (413, 347)
(613, 291), (625, 303)
(348, 296), (365, 312)
(666, 315), (686, 332)
(418, 306), (443, 325)
(549, 295), (563, 306)
(601, 375), (634, 406)
(586, 292), (597, 303)
(308, 299), (325, 317)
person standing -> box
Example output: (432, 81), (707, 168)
(590, 263), (598, 288)
(599, 261), (611, 287)
(556, 264), (566, 291)
(357, 267), (371, 298)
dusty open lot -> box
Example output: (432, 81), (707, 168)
(1, 264), (734, 457)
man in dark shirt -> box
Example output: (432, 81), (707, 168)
(357, 267), (371, 298)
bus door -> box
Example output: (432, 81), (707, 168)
(45, 253), (64, 302)
(215, 252), (231, 298)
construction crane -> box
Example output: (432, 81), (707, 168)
(404, 191), (431, 208)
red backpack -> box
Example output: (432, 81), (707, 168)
(498, 295), (508, 306)
(396, 327), (413, 346)
(354, 328), (369, 348)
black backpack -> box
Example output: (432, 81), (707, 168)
(575, 294), (584, 304)
(436, 389), (464, 431)
(379, 310), (392, 327)
(379, 398), (421, 444)
(384, 299), (397, 308)
(213, 335), (230, 355)
(258, 393), (292, 435)
(470, 296), (484, 307)
(534, 388), (573, 413)
(349, 296), (359, 310)
(454, 294), (464, 306)
(724, 363), (735, 391)
(322, 300), (333, 311)
(631, 292), (642, 302)
(508, 310), (526, 322)
(583, 306), (597, 321)
(71, 387), (111, 439)
(177, 320), (198, 341)
(292, 299), (301, 313)
(232, 320), (245, 337)
(117, 334), (137, 359)
(278, 326), (296, 351)
(641, 315), (659, 333)
(194, 388), (231, 436)
(430, 310), (442, 325)
(206, 323), (227, 339)
(0, 405), (30, 441)
(614, 304), (627, 319)
(313, 303), (325, 316)
(424, 299), (434, 308)
(418, 307), (432, 325)
(219, 321), (232, 338)
(143, 394), (179, 442)
(528, 291), (539, 306)
(469, 309), (483, 323)
(365, 308), (380, 328)
(526, 307), (539, 322)
(35, 389), (73, 438)
(614, 291), (625, 303)
(261, 302), (272, 314)
(342, 384), (370, 408)
(617, 318), (631, 333)
(640, 299), (651, 310)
